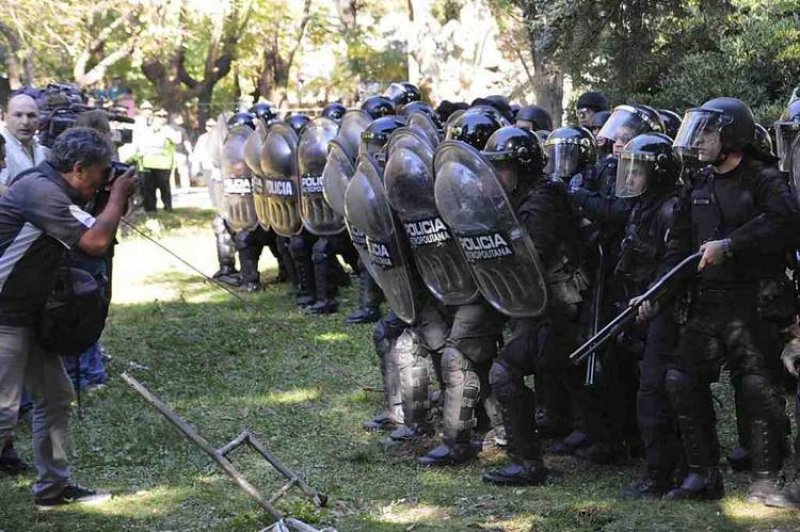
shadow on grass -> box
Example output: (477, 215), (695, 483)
(3, 271), (799, 530)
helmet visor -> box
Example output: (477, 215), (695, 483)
(775, 121), (800, 173)
(544, 141), (581, 178)
(673, 110), (726, 162)
(615, 155), (652, 198)
(597, 106), (648, 143)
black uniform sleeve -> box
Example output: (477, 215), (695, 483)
(728, 164), (799, 255)
(658, 185), (694, 277)
(518, 183), (570, 262)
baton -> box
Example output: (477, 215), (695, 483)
(570, 251), (702, 365)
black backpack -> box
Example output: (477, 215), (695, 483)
(38, 257), (110, 357)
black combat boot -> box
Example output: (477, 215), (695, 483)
(620, 468), (674, 499)
(483, 395), (548, 486)
(418, 442), (478, 467)
(345, 270), (381, 324)
(664, 414), (724, 501)
(746, 419), (785, 504)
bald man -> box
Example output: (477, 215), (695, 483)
(1, 94), (49, 185)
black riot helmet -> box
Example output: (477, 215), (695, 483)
(543, 126), (597, 181)
(400, 101), (439, 123)
(361, 96), (396, 119)
(321, 102), (347, 122)
(250, 102), (278, 124)
(385, 82), (421, 108)
(360, 115), (406, 164)
(481, 126), (546, 192)
(445, 107), (509, 149)
(774, 99), (800, 172)
(227, 112), (256, 131)
(597, 105), (665, 154)
(615, 133), (679, 198)
(515, 105), (553, 132)
(673, 97), (755, 163)
(658, 109), (682, 139)
(285, 113), (311, 136)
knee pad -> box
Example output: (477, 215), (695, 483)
(665, 368), (695, 414)
(312, 238), (330, 264)
(489, 360), (518, 405)
(212, 214), (227, 235)
(396, 329), (432, 421)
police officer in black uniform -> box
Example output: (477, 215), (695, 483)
(555, 106), (664, 461)
(609, 133), (682, 498)
(479, 126), (586, 486)
(417, 108), (509, 467)
(660, 97), (797, 501)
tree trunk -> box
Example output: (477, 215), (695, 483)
(531, 53), (564, 127)
(0, 21), (32, 88)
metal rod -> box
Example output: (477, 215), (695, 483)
(121, 373), (284, 520)
(218, 430), (250, 457)
(585, 243), (605, 385)
(247, 433), (328, 506)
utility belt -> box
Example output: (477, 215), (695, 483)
(689, 276), (795, 326)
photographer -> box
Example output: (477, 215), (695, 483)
(0, 127), (134, 509)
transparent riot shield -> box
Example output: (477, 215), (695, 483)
(434, 140), (548, 317)
(297, 117), (344, 235)
(345, 156), (423, 323)
(384, 129), (478, 305)
(220, 125), (259, 232)
(259, 123), (302, 237)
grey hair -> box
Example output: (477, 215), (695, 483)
(48, 127), (114, 173)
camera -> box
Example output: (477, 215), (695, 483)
(104, 161), (134, 185)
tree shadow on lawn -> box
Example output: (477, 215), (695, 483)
(4, 287), (799, 530)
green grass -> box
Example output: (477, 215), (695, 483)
(1, 207), (800, 531)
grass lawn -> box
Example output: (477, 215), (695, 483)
(1, 205), (799, 531)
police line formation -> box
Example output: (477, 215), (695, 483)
(207, 82), (800, 507)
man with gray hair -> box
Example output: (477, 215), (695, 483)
(0, 93), (50, 185)
(0, 127), (134, 509)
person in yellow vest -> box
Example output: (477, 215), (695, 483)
(132, 104), (177, 212)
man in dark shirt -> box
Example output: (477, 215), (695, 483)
(657, 97), (798, 502)
(0, 127), (134, 509)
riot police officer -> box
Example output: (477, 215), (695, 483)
(416, 108), (509, 467)
(559, 105), (665, 461)
(661, 97), (797, 501)
(515, 105), (553, 132)
(476, 126), (585, 485)
(610, 133), (682, 498)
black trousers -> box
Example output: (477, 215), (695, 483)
(142, 168), (172, 212)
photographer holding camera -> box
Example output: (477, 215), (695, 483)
(0, 127), (134, 509)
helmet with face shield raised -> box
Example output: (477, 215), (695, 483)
(673, 97), (755, 164)
(615, 133), (678, 199)
(543, 126), (597, 182)
(597, 105), (665, 157)
(481, 126), (547, 193)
